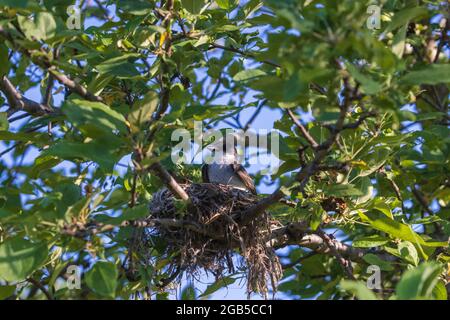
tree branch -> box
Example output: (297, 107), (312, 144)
(286, 108), (319, 148)
(269, 222), (395, 264)
(149, 162), (189, 201)
(342, 110), (377, 130)
(240, 70), (358, 226)
(48, 69), (103, 102)
(316, 229), (356, 279)
(0, 76), (54, 116)
(26, 277), (54, 300)
(0, 26), (103, 103)
(62, 217), (217, 239)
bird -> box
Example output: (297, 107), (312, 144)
(202, 136), (256, 194)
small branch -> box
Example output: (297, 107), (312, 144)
(205, 77), (222, 103)
(42, 48), (59, 107)
(207, 43), (327, 95)
(238, 189), (285, 225)
(243, 99), (266, 130)
(149, 162), (189, 201)
(49, 69), (103, 102)
(433, 17), (448, 63)
(342, 111), (377, 130)
(26, 278), (54, 300)
(0, 142), (19, 158)
(42, 74), (54, 107)
(316, 162), (349, 172)
(412, 186), (433, 215)
(93, 0), (112, 21)
(286, 108), (319, 148)
(0, 123), (48, 158)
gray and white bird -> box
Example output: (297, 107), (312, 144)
(202, 136), (256, 194)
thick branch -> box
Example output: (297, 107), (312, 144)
(0, 76), (54, 115)
(149, 162), (189, 201)
(269, 222), (378, 263)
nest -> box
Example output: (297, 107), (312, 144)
(141, 183), (282, 297)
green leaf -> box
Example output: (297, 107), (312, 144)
(0, 112), (8, 130)
(30, 155), (61, 179)
(183, 104), (237, 121)
(215, 0), (237, 10)
(384, 7), (428, 34)
(432, 280), (448, 300)
(0, 238), (48, 282)
(395, 262), (442, 299)
(117, 0), (152, 15)
(358, 148), (389, 177)
(346, 63), (382, 94)
(233, 69), (267, 82)
(85, 261), (118, 299)
(0, 285), (15, 299)
(128, 90), (158, 130)
(354, 176), (373, 204)
(199, 275), (236, 297)
(0, 131), (50, 144)
(398, 241), (419, 266)
(17, 12), (56, 40)
(62, 99), (127, 138)
(0, 44), (10, 77)
(181, 284), (196, 300)
(42, 141), (120, 171)
(340, 280), (378, 300)
(400, 64), (450, 85)
(181, 0), (205, 14)
(322, 184), (364, 197)
(358, 210), (446, 251)
(363, 253), (394, 271)
(353, 235), (390, 248)
(370, 199), (393, 219)
(0, 0), (40, 9)
(96, 55), (141, 79)
(392, 24), (407, 58)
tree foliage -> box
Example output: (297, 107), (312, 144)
(0, 0), (449, 300)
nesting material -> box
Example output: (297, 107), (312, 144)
(146, 183), (282, 297)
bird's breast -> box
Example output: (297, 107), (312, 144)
(207, 163), (247, 190)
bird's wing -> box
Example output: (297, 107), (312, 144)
(232, 163), (257, 194)
(201, 164), (210, 183)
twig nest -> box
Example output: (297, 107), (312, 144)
(146, 183), (282, 297)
